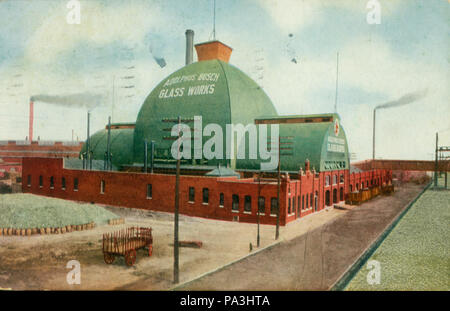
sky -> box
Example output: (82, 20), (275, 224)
(0, 0), (448, 161)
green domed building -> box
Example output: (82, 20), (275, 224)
(82, 39), (350, 173)
(133, 51), (278, 168)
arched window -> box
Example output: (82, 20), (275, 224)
(333, 188), (338, 204)
(325, 190), (331, 206)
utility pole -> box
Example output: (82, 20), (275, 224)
(150, 140), (155, 174)
(434, 132), (438, 188)
(143, 140), (148, 173)
(334, 52), (339, 113)
(275, 135), (294, 240)
(372, 108), (376, 162)
(174, 116), (181, 284)
(107, 116), (111, 170)
(161, 116), (195, 284)
(257, 172), (262, 247)
(87, 111), (91, 170)
(276, 135), (281, 240)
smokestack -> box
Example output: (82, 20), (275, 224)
(87, 112), (91, 170)
(185, 29), (194, 65)
(106, 116), (111, 171)
(29, 101), (34, 142)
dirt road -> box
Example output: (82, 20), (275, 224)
(176, 183), (426, 290)
(0, 183), (424, 290)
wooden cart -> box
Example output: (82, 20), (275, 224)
(102, 227), (153, 266)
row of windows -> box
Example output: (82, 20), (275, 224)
(349, 179), (381, 192)
(189, 187), (279, 216)
(325, 174), (345, 186)
(28, 175), (78, 191)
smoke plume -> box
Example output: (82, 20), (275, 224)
(30, 92), (105, 110)
(375, 89), (428, 110)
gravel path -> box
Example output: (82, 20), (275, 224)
(346, 179), (449, 290)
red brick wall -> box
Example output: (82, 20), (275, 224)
(21, 157), (392, 226)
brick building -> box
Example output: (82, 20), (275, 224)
(21, 34), (392, 226)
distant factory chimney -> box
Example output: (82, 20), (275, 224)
(195, 40), (232, 63)
(29, 100), (34, 142)
(185, 29), (194, 65)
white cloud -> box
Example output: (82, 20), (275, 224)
(257, 0), (403, 33)
(25, 1), (162, 64)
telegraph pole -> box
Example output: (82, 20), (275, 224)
(162, 116), (195, 284)
(275, 135), (294, 240)
(257, 172), (262, 247)
(174, 116), (181, 284)
(106, 116), (111, 170)
(372, 108), (376, 161)
(276, 135), (281, 240)
(434, 132), (438, 188)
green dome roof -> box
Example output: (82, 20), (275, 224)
(80, 128), (134, 167)
(133, 59), (278, 166)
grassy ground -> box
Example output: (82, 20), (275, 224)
(0, 193), (120, 229)
(346, 178), (450, 290)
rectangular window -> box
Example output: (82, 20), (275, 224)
(310, 193), (313, 207)
(297, 196), (301, 214)
(50, 176), (54, 189)
(340, 174), (344, 183)
(288, 198), (291, 214)
(61, 177), (66, 190)
(232, 194), (239, 212)
(244, 195), (251, 213)
(258, 196), (265, 214)
(74, 178), (79, 191)
(302, 195), (305, 210)
(333, 175), (337, 185)
(306, 194), (309, 209)
(39, 175), (43, 188)
(27, 175), (31, 187)
(270, 197), (278, 216)
(202, 188), (209, 204)
(100, 180), (105, 194)
(219, 193), (224, 207)
(325, 175), (330, 186)
(189, 187), (195, 202)
(147, 184), (152, 199)
(293, 197), (296, 214)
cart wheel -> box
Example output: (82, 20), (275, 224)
(104, 253), (115, 264)
(125, 249), (137, 266)
(148, 245), (153, 257)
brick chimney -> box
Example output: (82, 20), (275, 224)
(29, 100), (34, 142)
(195, 41), (233, 63)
